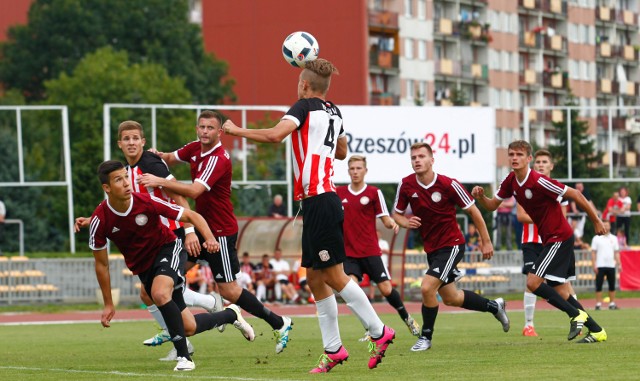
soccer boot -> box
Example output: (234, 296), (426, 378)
(405, 315), (421, 337)
(174, 357), (195, 371)
(226, 304), (255, 341)
(410, 336), (432, 352)
(308, 346), (349, 373)
(159, 340), (195, 362)
(522, 325), (538, 337)
(368, 325), (395, 369)
(209, 291), (226, 332)
(492, 298), (510, 332)
(274, 316), (293, 353)
(576, 329), (607, 343)
(568, 309), (589, 340)
(143, 330), (171, 346)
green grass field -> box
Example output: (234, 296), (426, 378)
(0, 309), (638, 381)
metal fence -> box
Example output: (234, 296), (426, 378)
(0, 250), (603, 305)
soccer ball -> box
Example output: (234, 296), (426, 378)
(282, 31), (319, 68)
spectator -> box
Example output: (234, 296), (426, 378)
(269, 248), (300, 303)
(495, 196), (515, 250)
(237, 252), (256, 294)
(590, 221), (620, 310)
(465, 223), (481, 253)
(602, 191), (623, 229)
(0, 198), (5, 254)
(616, 187), (632, 244)
(255, 254), (276, 302)
(267, 194), (287, 218)
(616, 228), (629, 250)
(292, 256), (314, 303)
(569, 182), (595, 239)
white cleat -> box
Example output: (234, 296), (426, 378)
(226, 304), (255, 342)
(143, 330), (171, 346)
(174, 356), (195, 371)
(210, 291), (226, 332)
(274, 316), (293, 353)
(410, 336), (432, 352)
(159, 340), (194, 362)
(493, 298), (510, 333)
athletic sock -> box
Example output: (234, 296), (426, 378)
(567, 295), (602, 332)
(316, 294), (342, 353)
(385, 288), (409, 320)
(147, 304), (168, 331)
(183, 287), (215, 310)
(194, 309), (236, 334)
(338, 279), (384, 338)
(532, 283), (579, 318)
(236, 288), (283, 330)
(421, 304), (438, 340)
(157, 300), (190, 360)
(461, 290), (493, 313)
(524, 291), (537, 326)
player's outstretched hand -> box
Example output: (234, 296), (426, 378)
(471, 186), (485, 199)
(147, 147), (165, 156)
(480, 241), (494, 260)
(74, 217), (91, 232)
(203, 238), (220, 254)
(222, 120), (239, 136)
(137, 173), (162, 188)
(593, 218), (606, 235)
(184, 231), (201, 257)
(101, 304), (115, 328)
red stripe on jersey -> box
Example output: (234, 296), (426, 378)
(292, 130), (305, 200)
(323, 156), (334, 194)
(522, 223), (541, 244)
(128, 166), (181, 231)
(308, 154), (320, 197)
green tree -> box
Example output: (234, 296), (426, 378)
(547, 91), (604, 179)
(42, 47), (195, 249)
(450, 87), (469, 106)
(0, 0), (233, 104)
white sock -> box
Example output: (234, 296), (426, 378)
(275, 283), (282, 300)
(524, 292), (536, 327)
(257, 284), (266, 301)
(316, 294), (342, 352)
(183, 287), (215, 310)
(338, 279), (384, 337)
(572, 294), (578, 301)
(147, 304), (168, 331)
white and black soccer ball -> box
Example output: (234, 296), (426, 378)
(282, 31), (319, 68)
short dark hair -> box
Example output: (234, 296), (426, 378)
(197, 110), (223, 125)
(508, 140), (532, 156)
(98, 160), (125, 185)
(410, 142), (433, 155)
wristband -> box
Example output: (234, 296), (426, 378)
(184, 227), (195, 235)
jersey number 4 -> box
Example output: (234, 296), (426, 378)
(324, 119), (336, 152)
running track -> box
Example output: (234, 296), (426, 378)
(1, 299), (639, 325)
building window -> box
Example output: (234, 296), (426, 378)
(404, 0), (413, 18)
(418, 0), (426, 20)
(406, 79), (415, 100)
(418, 81), (426, 103)
(404, 38), (414, 59)
(418, 40), (427, 60)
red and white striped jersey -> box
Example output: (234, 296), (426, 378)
(174, 141), (238, 236)
(282, 98), (344, 201)
(128, 151), (182, 231)
(521, 223), (542, 244)
(89, 193), (182, 274)
(394, 173), (473, 254)
(336, 184), (389, 258)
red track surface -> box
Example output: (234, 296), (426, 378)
(1, 298), (639, 325)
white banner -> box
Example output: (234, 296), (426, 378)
(333, 106), (495, 184)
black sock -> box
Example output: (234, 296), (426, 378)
(532, 283), (579, 318)
(157, 301), (190, 360)
(385, 289), (409, 320)
(461, 290), (492, 312)
(567, 295), (602, 332)
(237, 288), (284, 330)
(421, 304), (438, 340)
(194, 309), (236, 334)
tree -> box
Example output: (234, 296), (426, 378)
(547, 91), (604, 179)
(41, 47), (195, 249)
(0, 0), (233, 104)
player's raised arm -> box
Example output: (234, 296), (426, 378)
(93, 248), (115, 328)
(223, 118), (297, 144)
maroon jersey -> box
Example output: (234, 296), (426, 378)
(174, 141), (238, 236)
(337, 184), (388, 258)
(128, 151), (182, 231)
(88, 193), (183, 274)
(393, 173), (473, 253)
(496, 169), (572, 244)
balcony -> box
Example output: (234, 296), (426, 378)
(542, 71), (566, 90)
(597, 6), (612, 22)
(370, 92), (400, 106)
(519, 0), (537, 10)
(369, 50), (399, 73)
(623, 45), (638, 61)
(435, 59), (458, 76)
(543, 35), (566, 55)
(541, 0), (566, 15)
(368, 10), (399, 31)
(597, 78), (619, 95)
(598, 42), (612, 58)
(519, 69), (542, 88)
(520, 31), (542, 50)
(616, 10), (638, 29)
(434, 18), (457, 37)
(459, 21), (492, 44)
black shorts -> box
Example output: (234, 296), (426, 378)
(300, 192), (347, 270)
(425, 244), (464, 285)
(521, 243), (543, 274)
(194, 232), (240, 283)
(138, 239), (187, 310)
(344, 256), (390, 284)
(595, 267), (616, 292)
(532, 237), (576, 283)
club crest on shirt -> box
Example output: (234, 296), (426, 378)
(525, 189), (533, 199)
(360, 196), (370, 205)
(318, 250), (330, 262)
(431, 192), (442, 202)
(135, 214), (149, 226)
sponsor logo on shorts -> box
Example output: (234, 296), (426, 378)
(319, 250), (330, 262)
(433, 267), (440, 273)
(135, 214), (148, 226)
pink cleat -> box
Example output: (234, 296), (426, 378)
(309, 346), (349, 373)
(367, 325), (395, 369)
